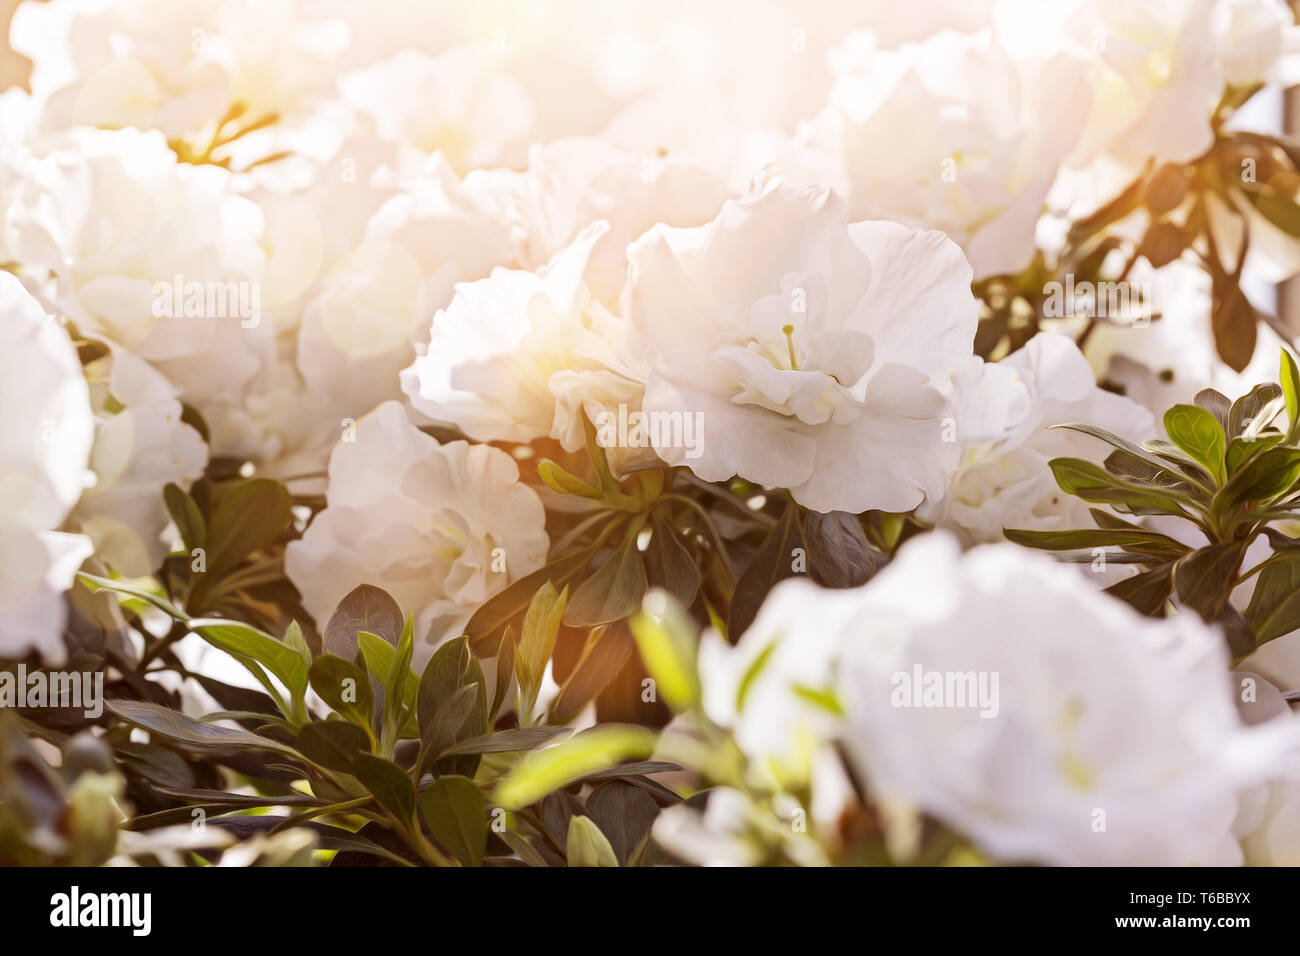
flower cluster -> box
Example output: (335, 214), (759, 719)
(5, 0), (1300, 869)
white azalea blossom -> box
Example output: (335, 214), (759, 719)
(72, 342), (208, 577)
(702, 532), (1300, 865)
(12, 0), (349, 141)
(400, 221), (651, 466)
(0, 273), (94, 663)
(625, 183), (977, 513)
(285, 401), (549, 659)
(4, 127), (268, 406)
(817, 28), (1090, 277)
(923, 332), (1155, 545)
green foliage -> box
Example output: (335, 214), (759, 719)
(1008, 351), (1300, 658)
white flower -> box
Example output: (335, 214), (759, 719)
(923, 333), (1155, 545)
(996, 0), (1223, 169)
(624, 182), (978, 514)
(294, 156), (524, 423)
(338, 43), (618, 174)
(285, 401), (549, 659)
(14, 0), (349, 141)
(469, 137), (731, 308)
(400, 221), (650, 464)
(715, 531), (1298, 865)
(0, 273), (94, 663)
(72, 341), (208, 577)
(5, 128), (268, 406)
(818, 28), (1090, 277)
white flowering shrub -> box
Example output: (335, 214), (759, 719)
(5, 0), (1300, 870)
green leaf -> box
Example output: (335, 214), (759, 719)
(1103, 563), (1176, 616)
(1242, 181), (1300, 237)
(728, 501), (806, 638)
(189, 618), (309, 703)
(566, 814), (619, 867)
(421, 684), (477, 768)
(564, 530), (648, 628)
(537, 459), (603, 499)
(1218, 446), (1300, 510)
(77, 572), (188, 620)
(106, 700), (298, 757)
(284, 620), (311, 667)
(358, 631), (418, 736)
(1229, 383), (1286, 440)
(629, 590), (700, 711)
(417, 636), (474, 730)
(385, 615), (416, 737)
(323, 584), (403, 659)
(516, 581), (568, 717)
(204, 478), (291, 578)
(163, 482), (205, 550)
(495, 725), (658, 810)
(309, 654), (373, 728)
(1245, 553), (1300, 646)
(1281, 348), (1300, 441)
(438, 727), (571, 758)
(1174, 541), (1249, 623)
(490, 628), (515, 723)
(296, 720), (371, 772)
(1193, 388), (1232, 434)
(584, 780), (659, 865)
(1164, 404), (1226, 482)
(1048, 458), (1193, 517)
(352, 754), (415, 823)
(551, 621), (635, 722)
(1226, 433), (1286, 475)
(644, 515), (702, 606)
(465, 550), (593, 657)
(419, 776), (487, 867)
(1003, 527), (1188, 561)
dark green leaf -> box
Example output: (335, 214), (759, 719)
(1003, 527), (1187, 560)
(296, 720), (371, 772)
(163, 482), (205, 550)
(439, 727), (570, 757)
(352, 754), (415, 823)
(803, 511), (878, 588)
(584, 780), (659, 865)
(1245, 552), (1300, 646)
(644, 516), (702, 605)
(729, 502), (806, 638)
(1103, 563), (1176, 616)
(106, 700), (297, 756)
(419, 775), (487, 866)
(466, 550), (592, 657)
(204, 478), (291, 577)
(309, 654), (373, 728)
(551, 621), (635, 722)
(323, 584), (402, 659)
(564, 532), (648, 628)
(1174, 541), (1249, 622)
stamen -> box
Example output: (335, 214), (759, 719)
(783, 324), (798, 370)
